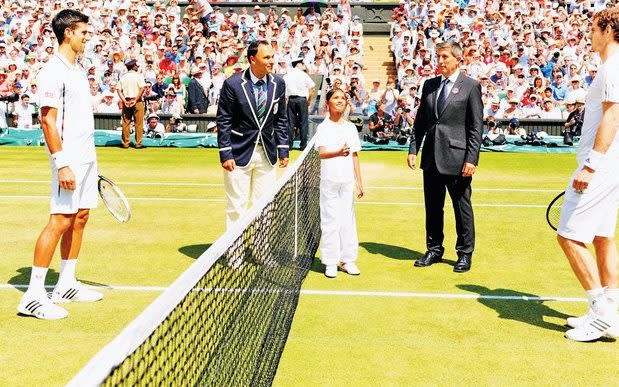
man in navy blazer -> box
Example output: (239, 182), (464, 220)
(217, 41), (289, 228)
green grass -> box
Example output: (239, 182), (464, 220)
(0, 147), (617, 386)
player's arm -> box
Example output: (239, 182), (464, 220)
(592, 102), (619, 155)
(353, 152), (364, 199)
(40, 106), (76, 190)
(573, 102), (619, 192)
(317, 144), (350, 159)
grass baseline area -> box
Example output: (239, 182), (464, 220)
(0, 146), (617, 385)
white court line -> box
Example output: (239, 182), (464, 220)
(0, 179), (560, 192)
(0, 195), (225, 203)
(0, 195), (547, 207)
(0, 284), (586, 302)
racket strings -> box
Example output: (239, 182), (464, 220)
(99, 180), (131, 222)
(546, 193), (564, 231)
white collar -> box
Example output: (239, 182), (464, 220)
(56, 52), (78, 70)
(441, 70), (460, 84)
(249, 69), (268, 85)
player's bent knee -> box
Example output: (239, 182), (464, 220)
(74, 210), (90, 227)
(49, 214), (74, 233)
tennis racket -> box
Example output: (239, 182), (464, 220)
(98, 175), (131, 223)
(546, 191), (565, 231)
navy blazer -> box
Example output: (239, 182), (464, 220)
(216, 69), (289, 167)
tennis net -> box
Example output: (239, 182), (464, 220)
(69, 139), (321, 386)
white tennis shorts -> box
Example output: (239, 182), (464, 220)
(558, 166), (619, 243)
(50, 161), (98, 214)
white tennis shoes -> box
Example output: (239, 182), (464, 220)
(18, 281), (103, 320)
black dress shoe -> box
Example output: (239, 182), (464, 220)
(414, 251), (443, 267)
(453, 255), (472, 273)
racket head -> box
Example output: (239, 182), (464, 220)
(546, 191), (565, 231)
(98, 175), (131, 223)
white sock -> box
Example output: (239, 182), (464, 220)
(587, 287), (611, 316)
(605, 288), (619, 311)
(57, 259), (77, 286)
(27, 266), (48, 298)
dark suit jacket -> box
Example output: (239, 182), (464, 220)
(216, 69), (289, 167)
(409, 73), (483, 175)
(186, 77), (208, 113)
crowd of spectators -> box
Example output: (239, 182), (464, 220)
(0, 0), (368, 131)
(370, 0), (618, 140)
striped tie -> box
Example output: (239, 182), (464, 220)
(256, 80), (266, 122)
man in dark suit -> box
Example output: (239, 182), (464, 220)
(217, 41), (289, 229)
(407, 41), (483, 273)
(186, 66), (209, 114)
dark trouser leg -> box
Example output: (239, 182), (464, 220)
(287, 103), (296, 148)
(298, 98), (309, 150)
(447, 175), (475, 256)
(423, 169), (446, 254)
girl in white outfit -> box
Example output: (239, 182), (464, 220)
(314, 88), (364, 278)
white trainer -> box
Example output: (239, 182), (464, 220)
(565, 313), (619, 342)
(18, 293), (68, 320)
(50, 281), (103, 303)
(339, 262), (361, 276)
(567, 311), (594, 329)
(325, 265), (337, 278)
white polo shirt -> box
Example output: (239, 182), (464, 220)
(283, 67), (315, 98)
(314, 118), (361, 184)
(37, 54), (96, 165)
(578, 52), (619, 170)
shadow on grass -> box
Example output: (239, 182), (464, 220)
(457, 284), (578, 333)
(360, 242), (423, 261)
(308, 242), (424, 274)
(178, 244), (213, 260)
(8, 267), (109, 293)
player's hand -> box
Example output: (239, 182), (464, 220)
(356, 183), (364, 199)
(58, 166), (76, 191)
(194, 108), (199, 114)
(407, 154), (416, 170)
(279, 157), (289, 168)
(572, 166), (594, 193)
(462, 162), (476, 177)
(340, 143), (350, 157)
(222, 159), (236, 171)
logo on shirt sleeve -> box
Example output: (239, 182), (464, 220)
(44, 91), (55, 98)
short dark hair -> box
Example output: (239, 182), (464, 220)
(246, 40), (269, 62)
(325, 87), (346, 102)
(21, 94), (30, 100)
(594, 7), (619, 43)
(52, 9), (89, 43)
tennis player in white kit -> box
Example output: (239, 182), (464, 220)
(557, 7), (619, 341)
(18, 9), (103, 320)
(314, 88), (364, 278)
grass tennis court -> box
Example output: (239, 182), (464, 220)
(0, 147), (617, 385)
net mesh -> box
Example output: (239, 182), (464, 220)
(73, 145), (321, 386)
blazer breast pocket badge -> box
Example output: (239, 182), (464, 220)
(272, 98), (279, 115)
(451, 87), (459, 95)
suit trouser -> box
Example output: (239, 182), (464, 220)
(423, 168), (475, 256)
(287, 96), (309, 150)
(223, 145), (276, 229)
(319, 180), (358, 266)
(121, 100), (145, 147)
